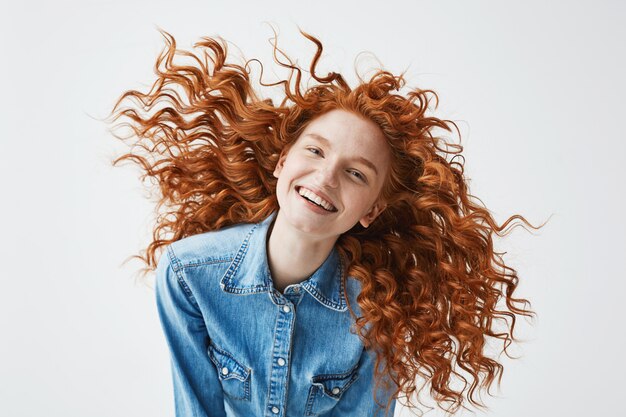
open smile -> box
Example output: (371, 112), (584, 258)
(295, 186), (338, 213)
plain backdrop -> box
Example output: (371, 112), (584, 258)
(1, 1), (624, 416)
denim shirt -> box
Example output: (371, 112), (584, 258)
(155, 210), (397, 417)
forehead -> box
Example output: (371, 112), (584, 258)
(297, 109), (390, 162)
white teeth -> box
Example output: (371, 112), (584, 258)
(297, 187), (335, 211)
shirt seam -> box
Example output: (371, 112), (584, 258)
(166, 245), (201, 308)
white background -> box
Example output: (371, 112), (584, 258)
(1, 1), (624, 416)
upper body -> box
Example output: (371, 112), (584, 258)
(155, 210), (398, 417)
(116, 31), (536, 417)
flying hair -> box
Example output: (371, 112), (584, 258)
(106, 26), (545, 417)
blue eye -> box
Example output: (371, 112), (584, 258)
(349, 170), (365, 181)
(306, 147), (366, 183)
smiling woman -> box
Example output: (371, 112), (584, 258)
(272, 109), (390, 240)
(107, 27), (544, 417)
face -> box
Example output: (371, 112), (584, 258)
(272, 108), (391, 239)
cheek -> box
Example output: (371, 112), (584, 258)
(276, 174), (291, 195)
(282, 156), (309, 178)
(346, 190), (375, 212)
(276, 162), (300, 194)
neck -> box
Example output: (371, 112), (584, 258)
(266, 210), (338, 292)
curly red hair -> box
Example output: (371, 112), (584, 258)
(107, 28), (543, 416)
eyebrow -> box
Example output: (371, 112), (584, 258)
(304, 133), (379, 176)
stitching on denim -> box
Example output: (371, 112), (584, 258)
(224, 285), (269, 294)
(267, 299), (283, 409)
(338, 253), (347, 307)
(304, 284), (345, 311)
(207, 341), (252, 401)
(167, 245), (201, 308)
(221, 223), (257, 287)
(304, 384), (319, 416)
(181, 256), (234, 269)
(167, 245), (200, 309)
(311, 367), (360, 399)
(301, 250), (348, 312)
(305, 364), (360, 415)
(311, 360), (359, 381)
(207, 342), (251, 381)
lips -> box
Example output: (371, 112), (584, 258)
(295, 186), (338, 212)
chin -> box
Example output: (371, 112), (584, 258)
(288, 213), (326, 233)
(283, 209), (338, 236)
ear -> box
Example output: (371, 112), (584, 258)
(359, 201), (387, 228)
(273, 149), (289, 179)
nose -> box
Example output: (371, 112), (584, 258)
(315, 163), (339, 188)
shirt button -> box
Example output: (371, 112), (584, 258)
(271, 406), (279, 414)
(221, 367), (229, 375)
(282, 305), (290, 313)
(277, 357), (286, 366)
(293, 286), (300, 293)
(332, 387), (340, 395)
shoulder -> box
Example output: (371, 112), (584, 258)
(166, 221), (256, 267)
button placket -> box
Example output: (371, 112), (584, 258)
(266, 300), (295, 417)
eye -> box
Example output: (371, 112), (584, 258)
(349, 170), (366, 182)
(307, 147), (322, 156)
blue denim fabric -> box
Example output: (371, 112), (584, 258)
(155, 210), (397, 417)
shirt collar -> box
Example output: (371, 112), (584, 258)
(220, 211), (348, 312)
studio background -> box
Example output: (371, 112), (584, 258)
(1, 1), (623, 416)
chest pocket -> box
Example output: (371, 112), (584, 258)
(207, 342), (252, 401)
(305, 364), (360, 416)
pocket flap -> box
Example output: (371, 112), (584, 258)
(311, 365), (359, 398)
(207, 342), (250, 382)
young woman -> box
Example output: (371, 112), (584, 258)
(108, 28), (541, 417)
